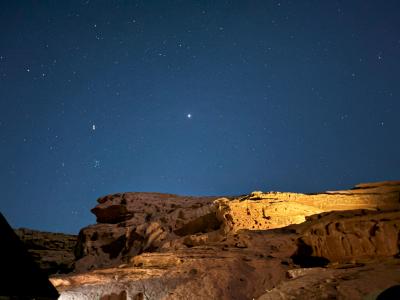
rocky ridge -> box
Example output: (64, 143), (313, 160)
(50, 181), (400, 299)
(15, 228), (77, 275)
(214, 181), (400, 232)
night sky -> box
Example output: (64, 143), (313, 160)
(1, 1), (399, 234)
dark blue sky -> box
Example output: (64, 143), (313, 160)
(1, 1), (399, 233)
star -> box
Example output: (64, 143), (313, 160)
(92, 124), (96, 130)
(187, 113), (192, 119)
(94, 160), (100, 168)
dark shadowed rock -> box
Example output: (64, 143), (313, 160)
(15, 227), (77, 275)
(377, 285), (400, 300)
(0, 212), (59, 299)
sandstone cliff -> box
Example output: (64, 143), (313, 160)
(50, 181), (400, 299)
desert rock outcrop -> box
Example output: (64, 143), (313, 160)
(74, 192), (223, 271)
(214, 180), (400, 232)
(50, 181), (400, 299)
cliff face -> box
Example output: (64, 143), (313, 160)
(15, 228), (77, 275)
(51, 181), (400, 300)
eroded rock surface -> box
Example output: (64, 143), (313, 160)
(214, 180), (400, 232)
(53, 229), (297, 300)
(51, 181), (400, 299)
(293, 209), (400, 263)
(258, 259), (400, 300)
(15, 228), (77, 274)
(74, 192), (223, 271)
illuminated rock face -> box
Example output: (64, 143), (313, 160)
(53, 181), (400, 300)
(214, 180), (400, 232)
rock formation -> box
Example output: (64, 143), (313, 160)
(214, 181), (400, 232)
(293, 209), (400, 263)
(15, 228), (77, 275)
(46, 181), (400, 299)
(74, 192), (223, 271)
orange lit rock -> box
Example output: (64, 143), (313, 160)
(214, 181), (400, 232)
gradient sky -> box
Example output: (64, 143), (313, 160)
(1, 1), (399, 233)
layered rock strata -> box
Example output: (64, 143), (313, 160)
(214, 180), (400, 232)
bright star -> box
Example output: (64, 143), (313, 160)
(187, 113), (192, 119)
